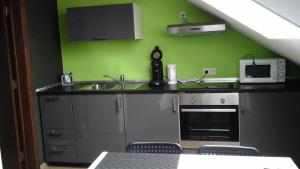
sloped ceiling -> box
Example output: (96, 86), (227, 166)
(254, 0), (300, 26)
(188, 0), (300, 65)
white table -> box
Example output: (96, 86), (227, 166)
(88, 152), (299, 169)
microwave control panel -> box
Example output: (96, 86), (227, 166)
(277, 58), (286, 82)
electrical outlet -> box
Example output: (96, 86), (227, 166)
(179, 11), (187, 19)
(203, 68), (217, 75)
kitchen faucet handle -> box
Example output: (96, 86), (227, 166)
(120, 74), (125, 83)
(104, 74), (118, 82)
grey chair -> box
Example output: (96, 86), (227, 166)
(126, 142), (182, 154)
(197, 145), (260, 156)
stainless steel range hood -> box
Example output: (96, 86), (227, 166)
(167, 22), (226, 36)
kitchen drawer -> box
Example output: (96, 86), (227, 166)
(43, 129), (75, 145)
(45, 146), (76, 163)
(39, 95), (73, 129)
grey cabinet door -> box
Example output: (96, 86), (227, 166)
(73, 94), (125, 163)
(45, 146), (76, 163)
(240, 92), (300, 165)
(124, 94), (180, 145)
(67, 4), (137, 41)
(43, 129), (75, 145)
(39, 95), (73, 129)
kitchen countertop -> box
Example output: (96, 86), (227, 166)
(36, 79), (300, 95)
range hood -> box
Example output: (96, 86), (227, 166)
(167, 22), (226, 36)
(187, 0), (300, 65)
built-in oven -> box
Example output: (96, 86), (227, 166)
(179, 93), (239, 149)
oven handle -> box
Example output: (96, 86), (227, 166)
(181, 109), (237, 113)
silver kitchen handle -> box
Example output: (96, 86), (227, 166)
(189, 128), (230, 132)
(116, 96), (122, 113)
(172, 97), (177, 113)
(181, 109), (237, 113)
(93, 36), (108, 40)
(50, 147), (65, 153)
(49, 129), (63, 136)
(45, 96), (60, 102)
(241, 95), (245, 114)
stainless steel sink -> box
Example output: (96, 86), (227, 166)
(79, 82), (144, 91)
(80, 83), (118, 90)
(112, 83), (144, 90)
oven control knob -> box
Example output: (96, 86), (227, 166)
(191, 97), (196, 104)
(220, 98), (225, 104)
(279, 65), (284, 70)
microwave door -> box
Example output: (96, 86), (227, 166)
(245, 64), (271, 78)
(240, 59), (278, 83)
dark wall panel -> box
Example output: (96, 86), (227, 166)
(25, 0), (63, 164)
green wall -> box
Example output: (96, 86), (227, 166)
(57, 0), (276, 81)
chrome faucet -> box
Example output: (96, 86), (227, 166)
(120, 74), (125, 83)
(103, 74), (125, 84)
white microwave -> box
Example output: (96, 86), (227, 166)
(239, 58), (286, 83)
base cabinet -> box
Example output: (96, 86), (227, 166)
(124, 94), (180, 145)
(39, 95), (76, 163)
(45, 146), (76, 163)
(240, 92), (300, 165)
(72, 94), (126, 163)
(40, 91), (300, 165)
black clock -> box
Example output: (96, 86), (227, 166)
(151, 46), (162, 60)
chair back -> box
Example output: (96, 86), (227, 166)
(197, 145), (260, 156)
(126, 142), (182, 154)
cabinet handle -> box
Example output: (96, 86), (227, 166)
(45, 96), (60, 102)
(172, 97), (177, 113)
(81, 123), (87, 130)
(50, 147), (65, 153)
(181, 109), (237, 113)
(93, 36), (108, 40)
(116, 96), (122, 113)
(49, 129), (63, 136)
(241, 95), (245, 114)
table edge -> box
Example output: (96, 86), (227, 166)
(88, 152), (108, 169)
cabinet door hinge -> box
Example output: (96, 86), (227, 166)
(12, 80), (18, 90)
(19, 151), (25, 162)
(3, 6), (9, 16)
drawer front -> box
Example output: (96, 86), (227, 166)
(45, 146), (76, 163)
(40, 95), (73, 129)
(44, 129), (75, 145)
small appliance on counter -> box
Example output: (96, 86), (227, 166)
(239, 58), (286, 83)
(149, 46), (165, 86)
(167, 64), (177, 84)
(61, 73), (73, 86)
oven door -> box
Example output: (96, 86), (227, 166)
(180, 105), (239, 142)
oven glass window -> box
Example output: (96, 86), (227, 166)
(180, 106), (239, 142)
(245, 65), (271, 78)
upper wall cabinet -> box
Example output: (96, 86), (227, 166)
(67, 3), (142, 42)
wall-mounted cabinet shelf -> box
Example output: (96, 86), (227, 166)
(67, 3), (142, 42)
